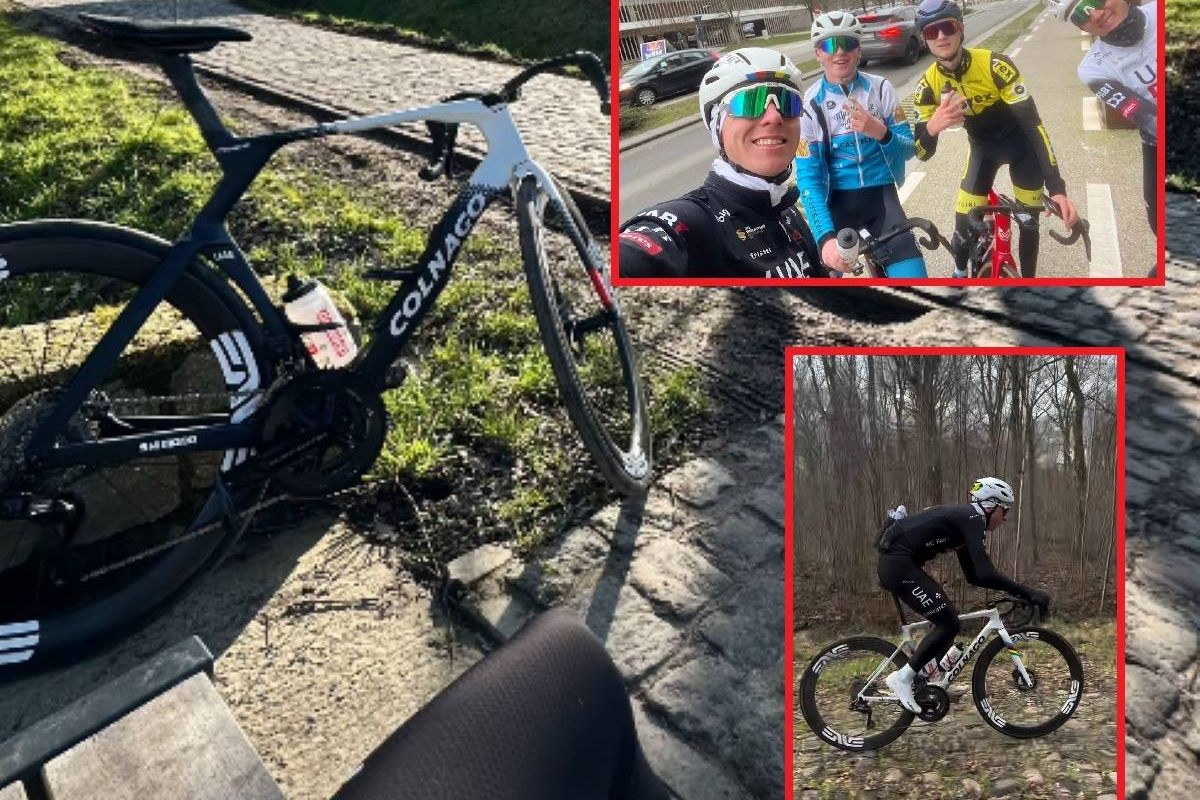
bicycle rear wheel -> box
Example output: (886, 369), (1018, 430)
(0, 221), (270, 675)
(971, 626), (1084, 738)
(516, 175), (651, 495)
(798, 636), (915, 752)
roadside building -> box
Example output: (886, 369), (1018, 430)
(618, 1), (814, 63)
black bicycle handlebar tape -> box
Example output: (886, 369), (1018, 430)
(500, 52), (610, 116)
(571, 51), (612, 116)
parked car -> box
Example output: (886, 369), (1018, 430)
(856, 6), (927, 66)
(619, 49), (719, 107)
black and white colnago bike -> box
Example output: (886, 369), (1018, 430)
(0, 16), (649, 675)
(798, 598), (1084, 751)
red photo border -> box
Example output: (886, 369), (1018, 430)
(609, 3), (1166, 287)
(781, 346), (1127, 799)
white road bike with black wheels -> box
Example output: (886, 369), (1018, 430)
(799, 598), (1084, 751)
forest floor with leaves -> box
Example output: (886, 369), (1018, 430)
(793, 619), (1118, 800)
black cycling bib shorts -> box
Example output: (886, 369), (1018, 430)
(331, 609), (668, 800)
(828, 185), (924, 271)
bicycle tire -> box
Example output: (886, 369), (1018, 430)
(516, 175), (652, 495)
(0, 220), (271, 675)
(970, 626), (1084, 738)
(798, 635), (915, 752)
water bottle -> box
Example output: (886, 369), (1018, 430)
(282, 276), (358, 369)
(941, 83), (964, 130)
(939, 643), (964, 672)
(921, 658), (941, 680)
(835, 228), (860, 271)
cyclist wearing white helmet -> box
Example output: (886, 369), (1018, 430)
(619, 48), (825, 278)
(911, 0), (1079, 278)
(1049, 0), (1157, 245)
(795, 11), (926, 277)
(875, 477), (1050, 713)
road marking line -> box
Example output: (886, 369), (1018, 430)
(1082, 97), (1104, 130)
(898, 171), (925, 205)
(1032, 24), (1040, 31)
(1086, 183), (1122, 277)
(1021, 35), (1032, 42)
(1081, 39), (1090, 51)
(1011, 46), (1022, 58)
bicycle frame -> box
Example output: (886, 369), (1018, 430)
(23, 53), (573, 473)
(855, 607), (1034, 703)
(987, 189), (1018, 277)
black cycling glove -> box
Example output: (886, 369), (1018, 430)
(1027, 588), (1051, 615)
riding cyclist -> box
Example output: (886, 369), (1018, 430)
(910, 0), (1080, 278)
(1049, 0), (1158, 253)
(876, 477), (1050, 713)
(618, 48), (826, 278)
(795, 11), (926, 277)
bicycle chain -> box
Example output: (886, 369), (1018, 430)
(80, 389), (266, 413)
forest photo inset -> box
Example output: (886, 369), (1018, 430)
(789, 350), (1120, 799)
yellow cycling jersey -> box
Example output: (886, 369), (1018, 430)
(910, 48), (1063, 195)
(912, 48), (1035, 144)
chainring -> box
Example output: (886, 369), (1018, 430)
(914, 684), (950, 722)
(260, 371), (386, 497)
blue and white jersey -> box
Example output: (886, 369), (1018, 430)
(795, 72), (916, 244)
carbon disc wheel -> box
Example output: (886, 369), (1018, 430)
(0, 221), (269, 675)
(971, 626), (1084, 738)
(798, 636), (915, 752)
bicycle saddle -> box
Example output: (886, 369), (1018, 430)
(78, 13), (252, 54)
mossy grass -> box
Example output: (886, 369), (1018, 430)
(0, 15), (710, 552)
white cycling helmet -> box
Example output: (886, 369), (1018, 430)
(811, 10), (864, 44)
(970, 477), (1015, 509)
(698, 47), (803, 130)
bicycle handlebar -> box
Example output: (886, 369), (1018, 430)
(500, 51), (611, 116)
(967, 194), (1092, 260)
(885, 217), (952, 254)
(837, 218), (951, 276)
(986, 596), (1042, 628)
(420, 52), (610, 181)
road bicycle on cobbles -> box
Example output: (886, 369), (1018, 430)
(964, 190), (1092, 278)
(798, 597), (1084, 751)
(0, 15), (649, 675)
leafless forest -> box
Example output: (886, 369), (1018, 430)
(791, 354), (1119, 632)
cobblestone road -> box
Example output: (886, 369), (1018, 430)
(15, 0), (610, 200)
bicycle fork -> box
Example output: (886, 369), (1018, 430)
(999, 629), (1036, 688)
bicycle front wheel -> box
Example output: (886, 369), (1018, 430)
(798, 636), (914, 752)
(0, 221), (270, 675)
(516, 175), (651, 495)
(971, 626), (1084, 738)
